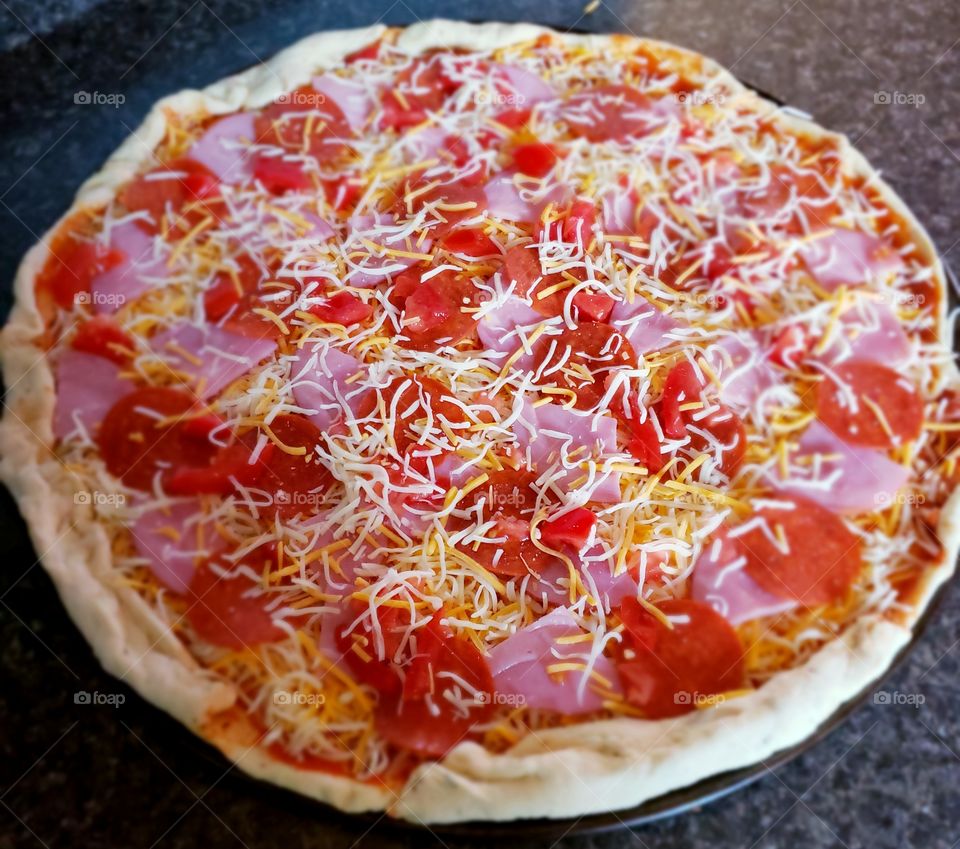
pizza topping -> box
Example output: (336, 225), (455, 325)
(615, 597), (746, 718)
(816, 361), (924, 449)
(736, 498), (863, 605)
(186, 551), (287, 648)
(34, 33), (953, 778)
(97, 387), (219, 490)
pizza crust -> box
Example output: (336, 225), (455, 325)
(2, 19), (957, 824)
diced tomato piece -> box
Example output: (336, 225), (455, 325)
(564, 85), (655, 142)
(37, 234), (125, 311)
(538, 507), (597, 551)
(252, 154), (311, 193)
(394, 179), (487, 236)
(97, 387), (218, 491)
(119, 158), (220, 225)
(572, 290), (615, 322)
(71, 315), (135, 364)
(561, 199), (597, 245)
(399, 270), (479, 350)
(451, 468), (552, 577)
(345, 40), (381, 63)
(180, 412), (224, 441)
(624, 412), (664, 472)
(659, 361), (703, 439)
(308, 291), (372, 326)
(254, 88), (353, 163)
(512, 141), (561, 178)
(166, 440), (273, 496)
(738, 498), (863, 605)
(338, 602), (412, 697)
(615, 597), (746, 718)
(441, 134), (471, 167)
(768, 325), (808, 369)
(322, 175), (364, 211)
(388, 266), (425, 308)
(441, 228), (498, 257)
(203, 276), (242, 322)
(494, 106), (532, 129)
(186, 550), (286, 649)
(816, 361), (923, 449)
(533, 322), (637, 411)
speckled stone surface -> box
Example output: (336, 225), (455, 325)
(1, 2), (959, 847)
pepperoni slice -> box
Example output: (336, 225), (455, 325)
(399, 269), (479, 351)
(533, 322), (637, 411)
(615, 597), (746, 718)
(186, 551), (286, 649)
(739, 498), (863, 605)
(252, 154), (312, 194)
(453, 468), (551, 577)
(394, 178), (486, 236)
(816, 361), (924, 449)
(688, 405), (747, 477)
(119, 158), (220, 229)
(359, 375), (467, 459)
(564, 85), (656, 142)
(380, 56), (461, 130)
(203, 253), (278, 339)
(71, 315), (135, 364)
(254, 87), (353, 163)
(37, 229), (125, 312)
(166, 437), (272, 496)
(258, 414), (331, 516)
(338, 601), (412, 697)
(374, 617), (494, 758)
(97, 387), (217, 490)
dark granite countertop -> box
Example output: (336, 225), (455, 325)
(1, 2), (959, 847)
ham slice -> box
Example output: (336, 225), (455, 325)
(344, 214), (432, 287)
(489, 607), (620, 714)
(484, 172), (537, 222)
(692, 528), (796, 625)
(771, 420), (911, 514)
(533, 549), (638, 611)
(800, 228), (904, 291)
(493, 64), (556, 105)
(311, 74), (373, 132)
(477, 296), (542, 362)
(821, 296), (912, 368)
(706, 332), (778, 409)
(290, 344), (365, 431)
(187, 112), (257, 183)
(90, 220), (168, 314)
(131, 500), (214, 593)
(53, 349), (134, 440)
(151, 322), (277, 400)
(515, 400), (621, 502)
(610, 300), (681, 355)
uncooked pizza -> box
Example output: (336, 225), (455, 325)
(3, 20), (959, 823)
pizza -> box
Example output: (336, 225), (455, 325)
(3, 20), (959, 824)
